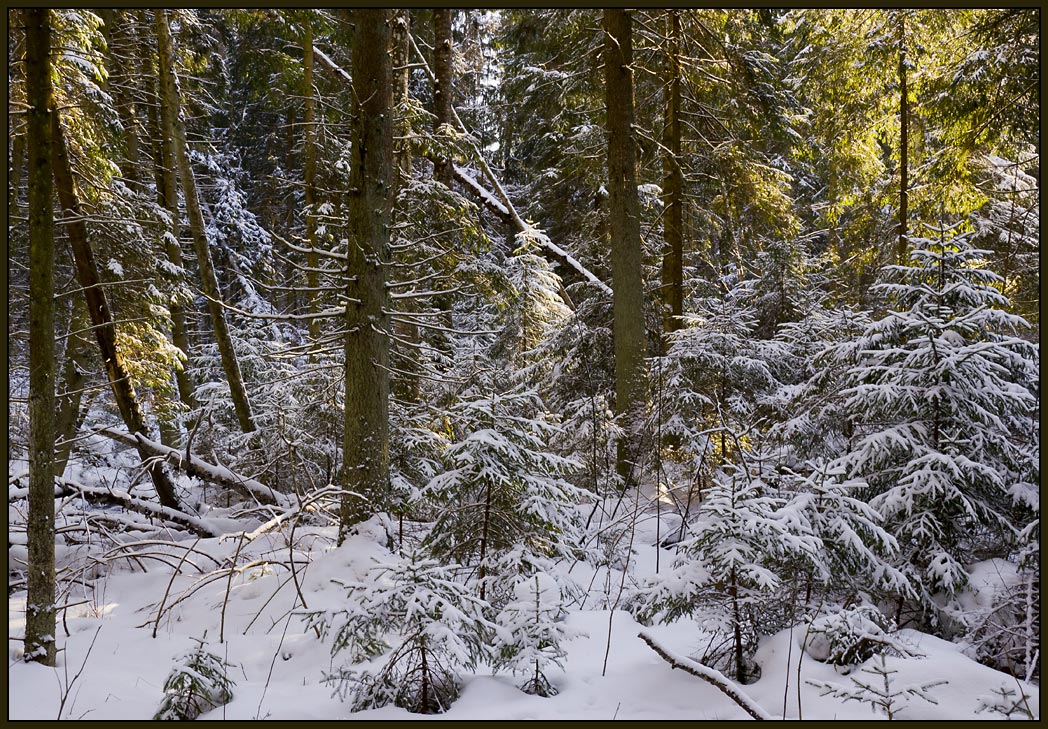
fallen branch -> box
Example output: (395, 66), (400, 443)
(52, 475), (222, 538)
(98, 427), (292, 509)
(638, 629), (771, 720)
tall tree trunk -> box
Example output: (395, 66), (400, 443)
(390, 9), (422, 404)
(302, 16), (322, 349)
(897, 10), (909, 265)
(432, 8), (454, 186)
(51, 107), (183, 510)
(339, 9), (393, 539)
(53, 301), (92, 478)
(156, 10), (255, 433)
(660, 9), (684, 349)
(604, 9), (648, 487)
(145, 18), (197, 419)
(24, 7), (57, 667)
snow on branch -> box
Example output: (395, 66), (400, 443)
(638, 630), (771, 720)
(98, 427), (293, 510)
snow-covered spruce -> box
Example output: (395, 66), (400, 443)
(832, 229), (1039, 619)
(421, 388), (588, 606)
(633, 463), (822, 683)
(492, 572), (585, 696)
(309, 550), (492, 714)
(153, 634), (236, 721)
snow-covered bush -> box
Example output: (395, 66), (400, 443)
(314, 551), (492, 714)
(633, 464), (822, 683)
(493, 572), (584, 696)
(833, 229), (1039, 616)
(153, 635), (236, 721)
(804, 605), (900, 666)
(422, 388), (587, 606)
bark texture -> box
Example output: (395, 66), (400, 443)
(660, 9), (684, 346)
(302, 17), (322, 347)
(147, 11), (197, 417)
(897, 10), (909, 265)
(604, 9), (648, 485)
(432, 8), (454, 186)
(340, 9), (393, 538)
(157, 9), (255, 433)
(53, 302), (92, 477)
(25, 6), (57, 667)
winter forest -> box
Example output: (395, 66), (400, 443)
(6, 7), (1040, 720)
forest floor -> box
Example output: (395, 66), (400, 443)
(8, 489), (1039, 721)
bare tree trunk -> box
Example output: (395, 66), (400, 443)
(604, 9), (648, 487)
(141, 10), (197, 421)
(660, 9), (684, 349)
(432, 8), (454, 186)
(24, 6), (57, 667)
(339, 9), (393, 539)
(301, 16), (322, 350)
(53, 301), (92, 477)
(390, 9), (422, 404)
(51, 108), (182, 510)
(897, 10), (909, 265)
(156, 10), (255, 433)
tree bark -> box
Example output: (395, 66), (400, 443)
(302, 16), (322, 349)
(897, 10), (909, 265)
(660, 9), (684, 348)
(25, 6), (57, 667)
(51, 107), (182, 510)
(339, 9), (393, 539)
(139, 10), (197, 422)
(432, 8), (454, 186)
(53, 301), (92, 478)
(390, 9), (422, 404)
(156, 10), (255, 433)
(604, 9), (648, 487)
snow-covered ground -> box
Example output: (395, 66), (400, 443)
(9, 513), (1039, 721)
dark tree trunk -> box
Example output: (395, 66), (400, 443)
(339, 9), (393, 539)
(604, 9), (648, 487)
(897, 10), (909, 265)
(660, 9), (685, 349)
(156, 10), (255, 433)
(53, 302), (93, 478)
(302, 16), (322, 349)
(432, 8), (454, 186)
(25, 6), (57, 667)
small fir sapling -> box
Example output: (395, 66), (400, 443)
(973, 682), (1036, 720)
(154, 634), (236, 720)
(633, 464), (822, 683)
(422, 388), (587, 606)
(311, 550), (493, 714)
(492, 572), (585, 696)
(807, 654), (947, 720)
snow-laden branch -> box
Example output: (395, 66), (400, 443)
(638, 630), (771, 720)
(55, 476), (222, 538)
(98, 428), (293, 510)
